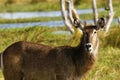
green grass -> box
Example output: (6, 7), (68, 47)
(0, 17), (62, 24)
(83, 47), (120, 80)
(0, 26), (120, 80)
(0, 2), (60, 12)
(0, 0), (119, 12)
(0, 26), (69, 51)
(0, 2), (59, 12)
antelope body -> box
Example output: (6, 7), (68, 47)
(0, 19), (104, 80)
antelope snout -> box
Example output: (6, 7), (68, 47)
(85, 43), (93, 53)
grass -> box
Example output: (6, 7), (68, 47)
(104, 27), (120, 47)
(0, 17), (62, 24)
(0, 26), (120, 80)
(83, 47), (120, 80)
(0, 26), (69, 51)
(0, 2), (60, 12)
(0, 0), (119, 21)
(0, 17), (61, 24)
(0, 0), (119, 12)
(0, 0), (120, 79)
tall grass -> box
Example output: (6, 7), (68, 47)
(0, 17), (62, 24)
(0, 0), (119, 12)
(0, 2), (60, 12)
(0, 0), (58, 4)
(0, 26), (69, 51)
(97, 26), (120, 48)
(82, 47), (120, 80)
(7, 0), (32, 4)
(104, 27), (120, 48)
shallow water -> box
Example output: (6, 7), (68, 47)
(0, 8), (104, 19)
(0, 8), (118, 29)
(0, 21), (64, 28)
(52, 31), (70, 35)
(0, 19), (118, 29)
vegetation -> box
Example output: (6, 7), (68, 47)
(0, 26), (120, 80)
(0, 0), (119, 12)
(0, 26), (69, 51)
(0, 2), (60, 12)
(0, 17), (62, 24)
(0, 0), (119, 80)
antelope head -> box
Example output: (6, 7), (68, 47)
(74, 18), (105, 54)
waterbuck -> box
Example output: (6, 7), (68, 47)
(0, 18), (105, 80)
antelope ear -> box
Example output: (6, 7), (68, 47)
(74, 18), (80, 28)
(95, 17), (106, 30)
(73, 18), (84, 29)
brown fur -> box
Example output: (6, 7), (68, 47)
(1, 25), (100, 80)
(0, 53), (2, 69)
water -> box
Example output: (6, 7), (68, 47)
(0, 21), (64, 28)
(0, 8), (118, 29)
(0, 19), (118, 29)
(0, 8), (104, 19)
(52, 31), (70, 35)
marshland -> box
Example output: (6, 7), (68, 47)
(0, 0), (120, 80)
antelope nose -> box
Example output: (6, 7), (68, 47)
(85, 43), (92, 50)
